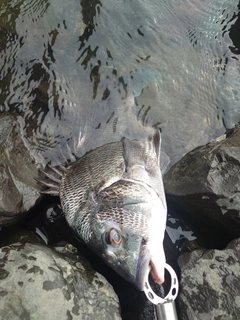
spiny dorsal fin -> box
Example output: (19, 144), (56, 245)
(152, 130), (170, 173)
(160, 151), (170, 174)
(122, 130), (168, 201)
(37, 164), (66, 196)
(123, 129), (161, 171)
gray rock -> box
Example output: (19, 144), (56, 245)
(177, 238), (240, 320)
(0, 115), (43, 226)
(164, 125), (240, 242)
(0, 242), (121, 320)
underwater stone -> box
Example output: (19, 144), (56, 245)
(0, 115), (42, 226)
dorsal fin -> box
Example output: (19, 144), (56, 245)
(122, 129), (166, 171)
(153, 129), (161, 164)
(160, 151), (170, 174)
(122, 130), (161, 186)
(122, 130), (168, 201)
(37, 164), (66, 196)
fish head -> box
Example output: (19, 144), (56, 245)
(83, 179), (167, 291)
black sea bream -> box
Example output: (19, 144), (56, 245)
(42, 130), (167, 290)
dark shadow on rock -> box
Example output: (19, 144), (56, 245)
(164, 125), (240, 249)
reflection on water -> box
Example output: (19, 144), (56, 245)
(0, 0), (239, 167)
(167, 217), (197, 250)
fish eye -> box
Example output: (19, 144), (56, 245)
(105, 229), (122, 247)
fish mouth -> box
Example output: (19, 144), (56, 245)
(135, 249), (165, 291)
(149, 258), (165, 284)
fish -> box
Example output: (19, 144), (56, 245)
(40, 129), (168, 291)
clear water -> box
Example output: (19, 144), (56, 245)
(0, 0), (239, 167)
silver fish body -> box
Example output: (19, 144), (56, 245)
(42, 130), (167, 290)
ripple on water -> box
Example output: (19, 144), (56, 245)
(0, 0), (239, 167)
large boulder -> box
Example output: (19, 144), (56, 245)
(164, 125), (240, 245)
(0, 242), (121, 320)
(177, 238), (240, 320)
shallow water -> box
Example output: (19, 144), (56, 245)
(0, 0), (239, 167)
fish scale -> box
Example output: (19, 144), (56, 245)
(96, 206), (150, 240)
(60, 141), (125, 226)
(98, 180), (155, 205)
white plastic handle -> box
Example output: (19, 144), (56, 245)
(143, 263), (179, 305)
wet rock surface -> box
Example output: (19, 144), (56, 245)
(0, 115), (43, 226)
(164, 125), (240, 247)
(0, 241), (121, 320)
(177, 238), (240, 320)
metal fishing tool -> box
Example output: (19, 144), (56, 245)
(143, 263), (179, 320)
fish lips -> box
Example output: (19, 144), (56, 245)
(106, 241), (165, 291)
(135, 244), (165, 291)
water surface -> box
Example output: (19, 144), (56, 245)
(0, 0), (239, 167)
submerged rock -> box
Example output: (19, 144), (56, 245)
(177, 238), (240, 320)
(0, 115), (43, 226)
(0, 242), (121, 320)
(164, 125), (240, 246)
